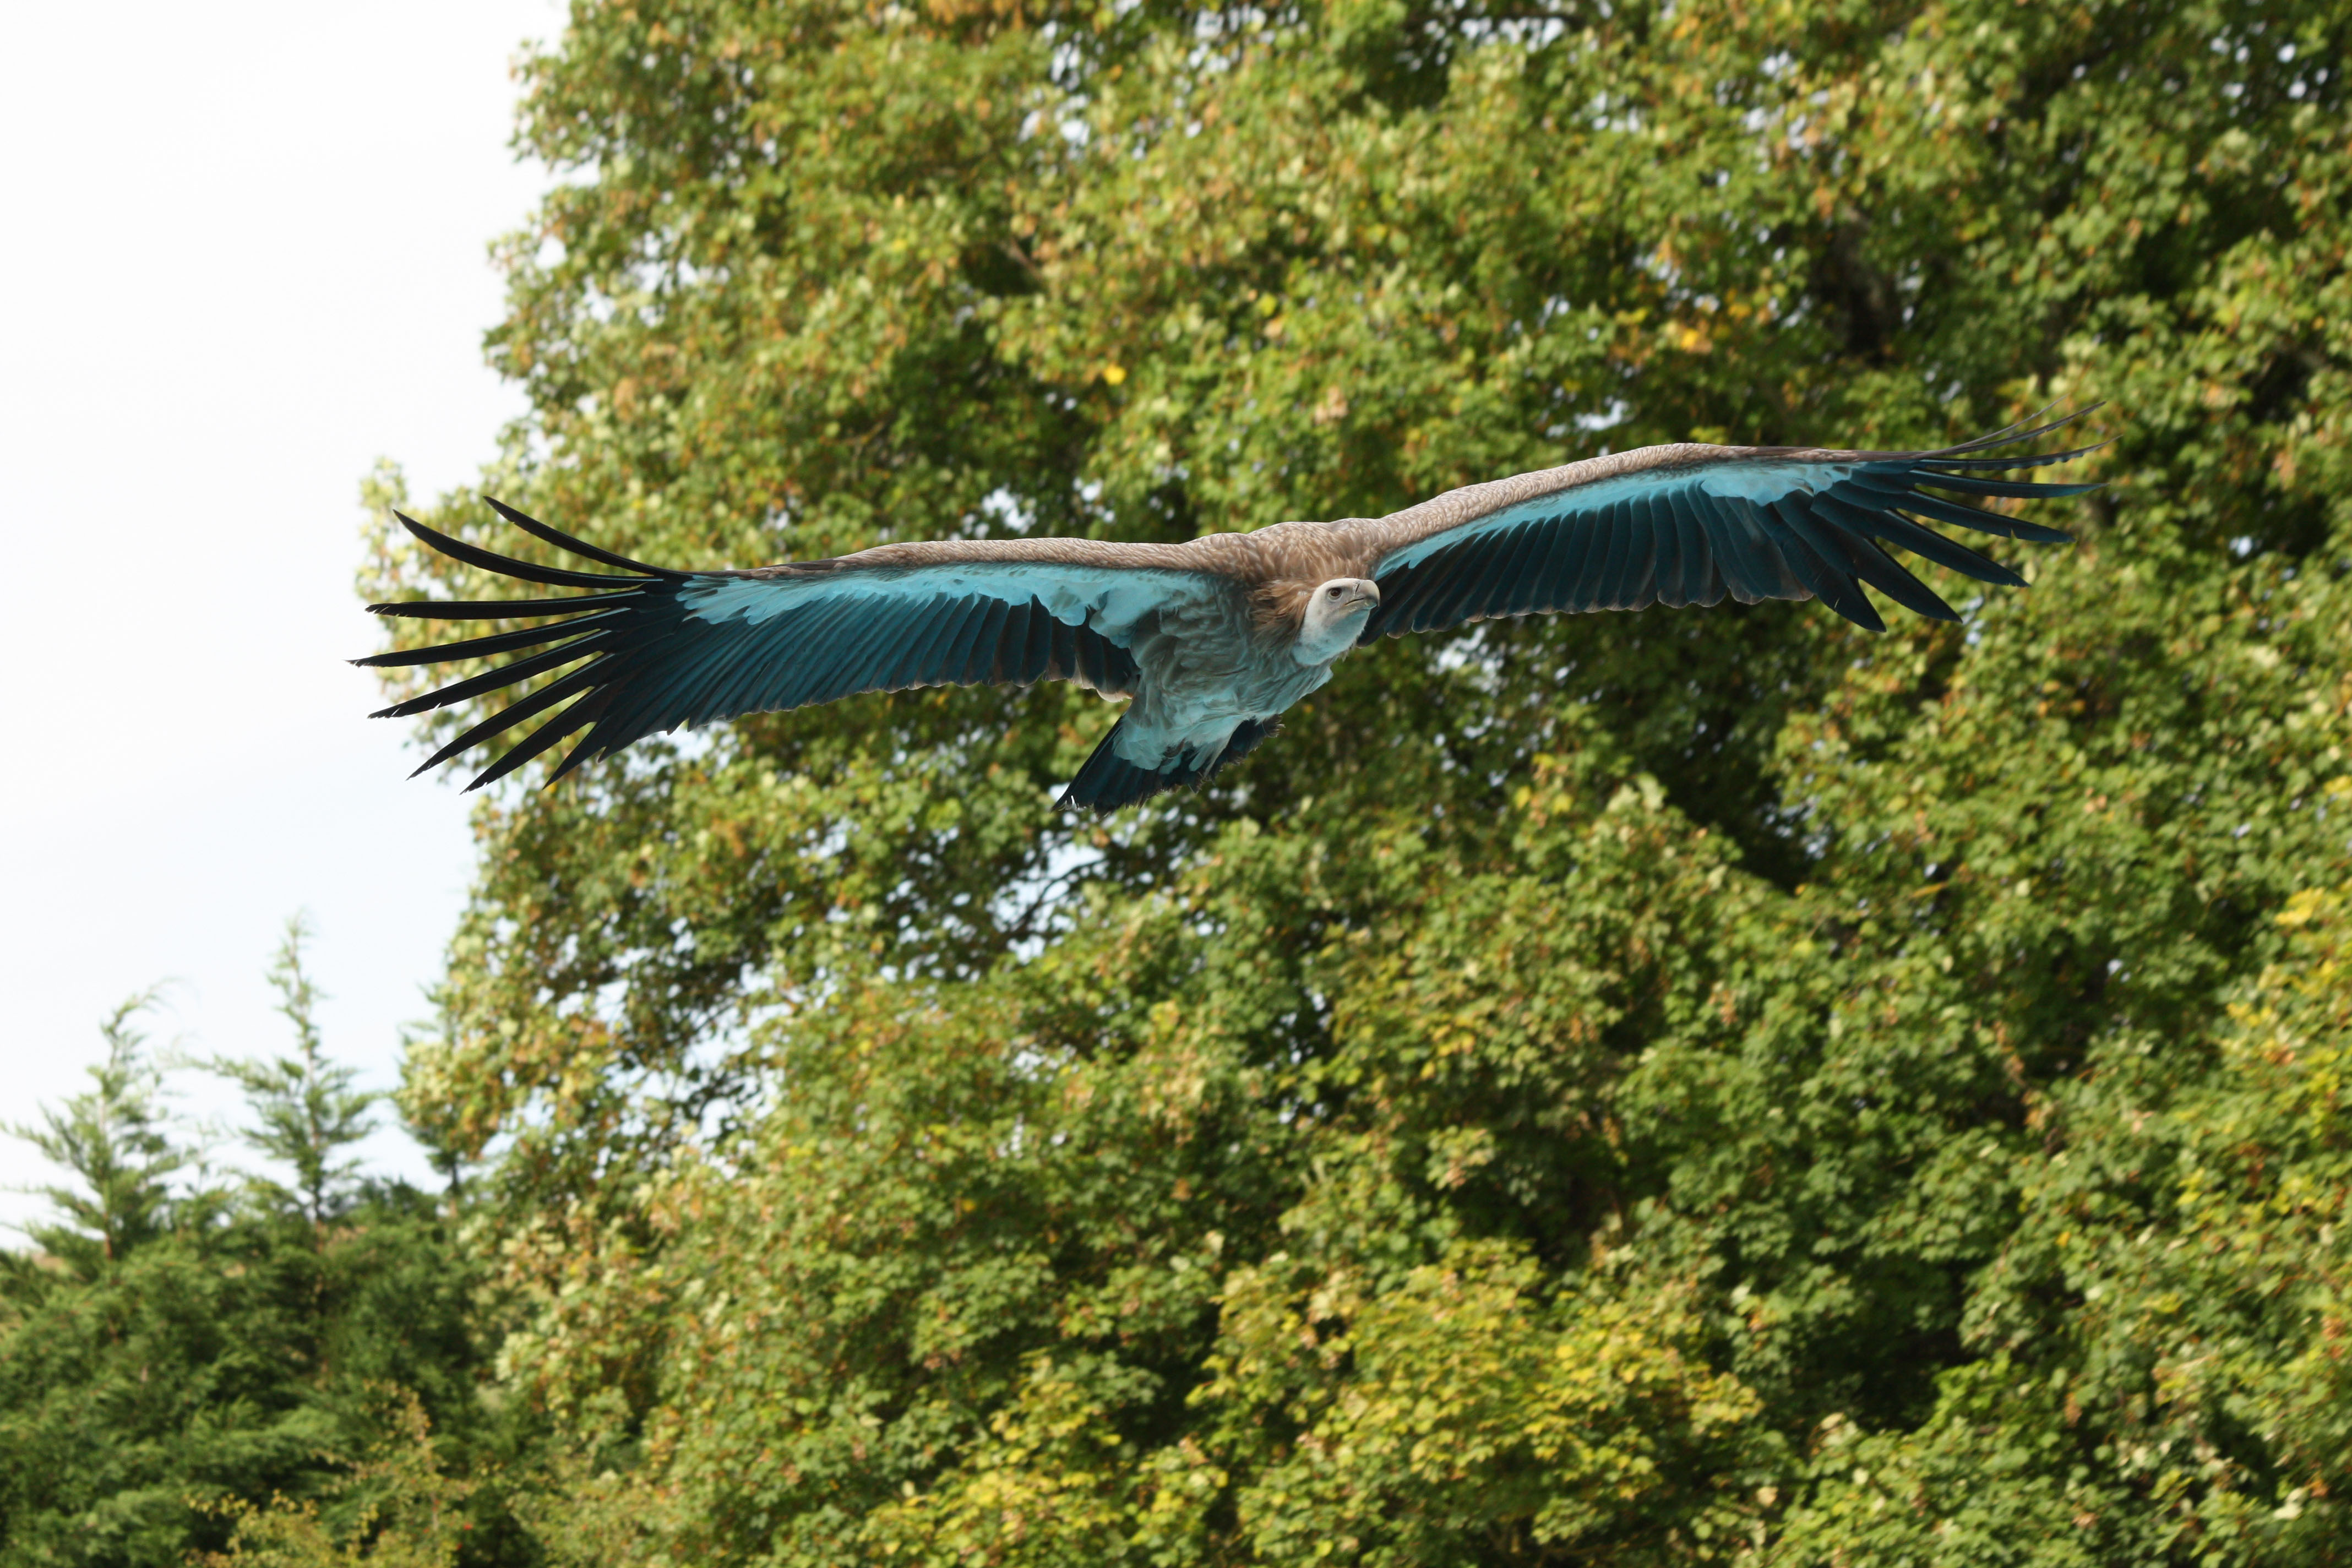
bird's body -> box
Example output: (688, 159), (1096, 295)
(362, 411), (2103, 810)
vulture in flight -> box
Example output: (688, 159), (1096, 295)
(362, 410), (2100, 812)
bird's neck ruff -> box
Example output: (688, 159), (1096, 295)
(1248, 578), (1324, 634)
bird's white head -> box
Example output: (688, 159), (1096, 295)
(1295, 578), (1381, 666)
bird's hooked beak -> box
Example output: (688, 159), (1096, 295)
(1352, 580), (1381, 609)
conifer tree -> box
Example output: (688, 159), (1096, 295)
(207, 916), (377, 1241)
(0, 949), (527, 1567)
(4, 990), (189, 1288)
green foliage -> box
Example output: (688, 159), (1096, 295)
(362, 0), (2352, 1561)
(0, 1197), (492, 1568)
(205, 918), (379, 1235)
(193, 1391), (476, 1568)
(0, 985), (529, 1568)
(5, 994), (194, 1287)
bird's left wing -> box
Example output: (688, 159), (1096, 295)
(358, 503), (1223, 791)
(1347, 411), (2103, 638)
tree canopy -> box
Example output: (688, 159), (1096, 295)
(0, 949), (525, 1568)
(6, 995), (192, 1287)
(201, 918), (380, 1241)
(349, 0), (2343, 1560)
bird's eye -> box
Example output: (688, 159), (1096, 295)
(1327, 586), (1343, 598)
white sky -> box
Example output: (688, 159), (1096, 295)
(1, 0), (563, 1232)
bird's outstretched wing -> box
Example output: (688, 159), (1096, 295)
(1349, 409), (2104, 638)
(357, 504), (1225, 791)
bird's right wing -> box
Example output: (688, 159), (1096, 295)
(357, 504), (1226, 791)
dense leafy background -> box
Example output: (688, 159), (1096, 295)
(371, 0), (2351, 1560)
(9, 0), (2348, 1562)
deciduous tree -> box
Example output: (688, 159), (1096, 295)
(368, 0), (2352, 1559)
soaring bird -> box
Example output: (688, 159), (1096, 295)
(361, 410), (2100, 812)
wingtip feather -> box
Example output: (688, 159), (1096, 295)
(481, 495), (683, 579)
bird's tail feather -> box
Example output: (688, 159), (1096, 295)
(1059, 716), (1281, 814)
